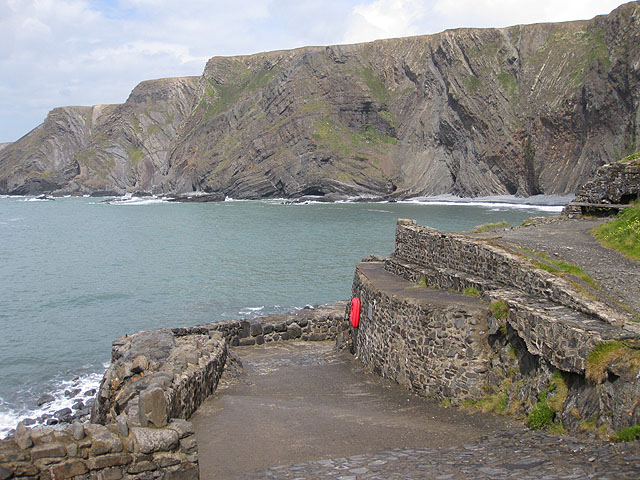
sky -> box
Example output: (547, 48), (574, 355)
(0, 0), (629, 143)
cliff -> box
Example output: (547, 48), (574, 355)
(1, 2), (640, 198)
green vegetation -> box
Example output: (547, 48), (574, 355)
(466, 75), (481, 94)
(620, 152), (640, 164)
(359, 67), (391, 103)
(613, 425), (640, 442)
(591, 205), (640, 260)
(462, 287), (481, 297)
(416, 276), (427, 287)
(586, 341), (640, 384)
(472, 221), (510, 233)
(126, 146), (144, 168)
(489, 299), (509, 320)
(524, 249), (599, 289)
(312, 118), (397, 157)
(200, 67), (280, 119)
(527, 391), (555, 429)
(498, 71), (518, 98)
(547, 371), (569, 412)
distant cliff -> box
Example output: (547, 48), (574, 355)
(1, 2), (639, 198)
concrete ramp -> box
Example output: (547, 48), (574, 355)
(191, 341), (509, 479)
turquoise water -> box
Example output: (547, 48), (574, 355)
(0, 195), (563, 434)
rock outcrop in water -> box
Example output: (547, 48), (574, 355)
(1, 2), (639, 198)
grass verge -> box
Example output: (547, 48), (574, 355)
(472, 221), (510, 233)
(591, 205), (640, 261)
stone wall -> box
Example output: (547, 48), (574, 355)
(391, 219), (628, 326)
(0, 303), (348, 479)
(351, 263), (490, 401)
(348, 220), (640, 435)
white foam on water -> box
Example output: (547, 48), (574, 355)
(108, 195), (171, 206)
(0, 369), (105, 439)
(399, 194), (572, 212)
(238, 306), (265, 316)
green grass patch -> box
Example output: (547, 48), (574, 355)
(613, 425), (640, 442)
(526, 250), (599, 289)
(547, 371), (569, 412)
(498, 71), (518, 98)
(359, 68), (391, 103)
(416, 276), (427, 287)
(527, 392), (555, 430)
(125, 145), (144, 168)
(472, 221), (509, 233)
(463, 287), (481, 297)
(466, 75), (480, 94)
(591, 205), (640, 260)
(489, 300), (509, 320)
(586, 341), (640, 384)
(619, 151), (640, 165)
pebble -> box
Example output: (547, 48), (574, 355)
(242, 428), (640, 479)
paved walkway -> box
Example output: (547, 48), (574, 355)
(481, 218), (640, 318)
(191, 342), (640, 479)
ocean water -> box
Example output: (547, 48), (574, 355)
(0, 195), (566, 436)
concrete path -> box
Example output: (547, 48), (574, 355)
(191, 341), (510, 479)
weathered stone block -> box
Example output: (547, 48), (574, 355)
(287, 324), (302, 338)
(2, 461), (38, 477)
(87, 454), (132, 470)
(164, 463), (199, 480)
(87, 425), (123, 455)
(127, 460), (157, 474)
(167, 420), (194, 439)
(99, 467), (124, 480)
(50, 459), (88, 479)
(131, 427), (179, 455)
(138, 387), (168, 428)
(14, 423), (32, 450)
(179, 436), (197, 454)
(0, 465), (11, 480)
(238, 338), (256, 346)
(31, 443), (66, 460)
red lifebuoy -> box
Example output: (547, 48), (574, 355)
(350, 297), (361, 328)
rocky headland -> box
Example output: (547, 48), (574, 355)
(1, 2), (640, 199)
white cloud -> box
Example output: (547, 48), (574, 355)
(343, 0), (425, 43)
(432, 0), (626, 29)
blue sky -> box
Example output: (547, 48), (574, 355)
(0, 0), (628, 143)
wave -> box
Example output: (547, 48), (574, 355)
(106, 194), (171, 206)
(399, 194), (573, 212)
(0, 367), (106, 439)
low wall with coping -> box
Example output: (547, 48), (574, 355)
(0, 302), (348, 480)
(391, 219), (629, 326)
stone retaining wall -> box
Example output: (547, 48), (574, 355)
(350, 263), (490, 401)
(0, 303), (348, 479)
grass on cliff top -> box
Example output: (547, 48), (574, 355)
(586, 341), (640, 384)
(591, 205), (640, 261)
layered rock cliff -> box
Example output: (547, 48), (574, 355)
(1, 2), (639, 198)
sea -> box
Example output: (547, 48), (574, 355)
(0, 194), (569, 437)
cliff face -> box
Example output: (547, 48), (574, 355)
(1, 2), (639, 198)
